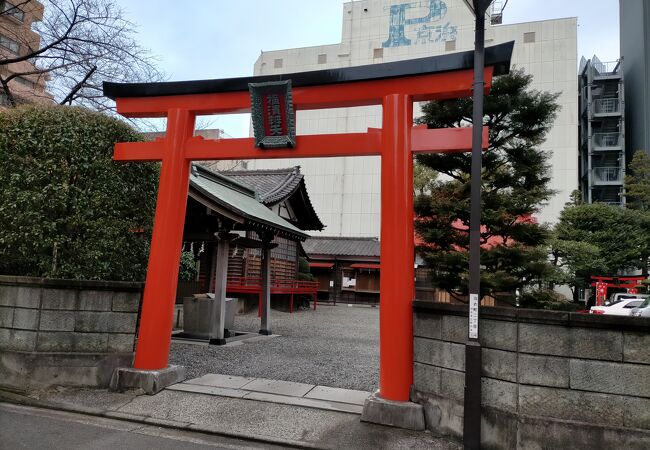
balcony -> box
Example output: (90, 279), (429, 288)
(592, 132), (622, 150)
(592, 98), (621, 116)
(593, 60), (621, 78)
(592, 166), (622, 184)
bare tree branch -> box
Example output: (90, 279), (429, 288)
(0, 0), (32, 18)
(59, 64), (95, 104)
(0, 0), (165, 112)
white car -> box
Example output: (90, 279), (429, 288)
(590, 298), (645, 316)
(631, 298), (650, 318)
(607, 293), (646, 304)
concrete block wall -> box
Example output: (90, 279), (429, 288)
(0, 276), (142, 392)
(412, 301), (650, 449)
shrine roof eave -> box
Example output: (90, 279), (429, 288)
(103, 42), (514, 100)
(189, 165), (309, 241)
(220, 167), (325, 231)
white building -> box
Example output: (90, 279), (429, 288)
(248, 0), (578, 237)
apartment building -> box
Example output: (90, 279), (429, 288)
(578, 56), (625, 205)
(0, 0), (51, 108)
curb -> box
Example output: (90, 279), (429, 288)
(0, 389), (326, 450)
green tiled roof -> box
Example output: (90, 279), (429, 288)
(189, 165), (308, 241)
(221, 166), (324, 231)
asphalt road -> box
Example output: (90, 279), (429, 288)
(0, 403), (283, 450)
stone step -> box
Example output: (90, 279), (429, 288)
(166, 373), (370, 415)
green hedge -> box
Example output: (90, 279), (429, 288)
(0, 105), (159, 281)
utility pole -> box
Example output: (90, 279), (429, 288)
(461, 1), (496, 448)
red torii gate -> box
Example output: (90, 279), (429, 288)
(104, 42), (513, 405)
(591, 275), (646, 306)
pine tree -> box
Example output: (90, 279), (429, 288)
(625, 150), (650, 211)
(625, 150), (650, 274)
(553, 202), (650, 282)
(414, 70), (560, 300)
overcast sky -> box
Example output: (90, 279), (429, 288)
(115, 0), (620, 135)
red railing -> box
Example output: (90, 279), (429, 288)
(226, 276), (319, 314)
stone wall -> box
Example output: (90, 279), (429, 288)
(412, 301), (650, 449)
(0, 275), (142, 392)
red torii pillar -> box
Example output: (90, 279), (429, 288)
(105, 59), (497, 405)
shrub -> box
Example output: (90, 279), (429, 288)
(178, 251), (198, 281)
(296, 257), (315, 281)
(0, 105), (158, 281)
(519, 289), (582, 311)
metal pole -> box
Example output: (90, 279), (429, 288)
(259, 232), (275, 335)
(464, 2), (487, 448)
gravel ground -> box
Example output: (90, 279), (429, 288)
(169, 304), (379, 392)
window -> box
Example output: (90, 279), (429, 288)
(523, 32), (536, 43)
(0, 34), (19, 53)
(624, 301), (642, 308)
(273, 58), (283, 69)
(373, 48), (383, 59)
(271, 236), (297, 262)
(608, 294), (639, 305)
(317, 54), (327, 64)
(0, 1), (24, 22)
(270, 236), (298, 280)
(355, 270), (379, 293)
(0, 91), (10, 106)
(15, 77), (36, 89)
(278, 202), (292, 220)
(342, 270), (356, 289)
(445, 40), (456, 52)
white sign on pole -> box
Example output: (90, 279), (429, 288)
(469, 293), (479, 339)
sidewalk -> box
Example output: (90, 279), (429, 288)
(0, 377), (460, 450)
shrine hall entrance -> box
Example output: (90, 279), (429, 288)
(103, 41), (513, 404)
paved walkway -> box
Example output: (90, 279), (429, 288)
(169, 373), (370, 414)
(169, 304), (380, 392)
